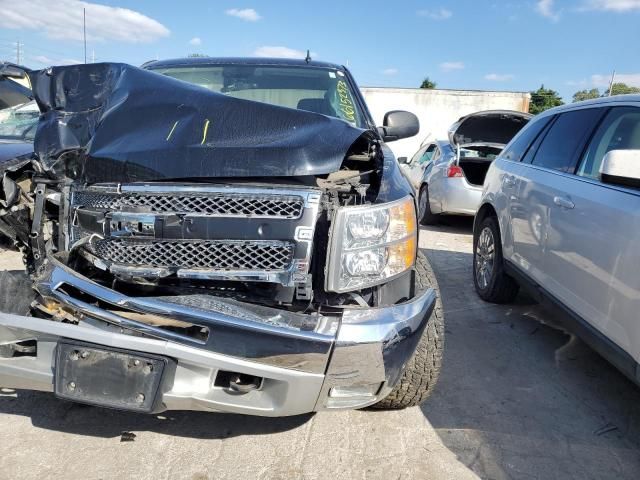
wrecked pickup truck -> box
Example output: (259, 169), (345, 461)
(0, 58), (443, 416)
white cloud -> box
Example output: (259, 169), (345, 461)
(32, 55), (81, 65)
(581, 0), (640, 11)
(189, 37), (202, 46)
(592, 73), (640, 87)
(566, 79), (589, 87)
(382, 68), (398, 75)
(440, 61), (464, 72)
(225, 8), (261, 21)
(535, 0), (560, 20)
(253, 46), (309, 59)
(417, 7), (453, 20)
(485, 73), (515, 81)
(0, 0), (169, 43)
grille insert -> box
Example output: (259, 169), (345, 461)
(72, 191), (304, 218)
(86, 239), (294, 271)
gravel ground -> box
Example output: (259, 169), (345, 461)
(0, 219), (639, 479)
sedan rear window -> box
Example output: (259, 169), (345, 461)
(149, 64), (365, 127)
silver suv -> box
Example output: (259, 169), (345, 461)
(474, 95), (640, 383)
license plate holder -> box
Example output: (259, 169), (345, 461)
(55, 341), (168, 413)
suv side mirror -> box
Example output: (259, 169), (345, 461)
(397, 156), (409, 164)
(600, 150), (640, 189)
(378, 110), (419, 143)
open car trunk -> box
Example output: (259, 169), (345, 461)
(458, 157), (493, 186)
(448, 110), (532, 186)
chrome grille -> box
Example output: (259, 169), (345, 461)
(72, 191), (304, 218)
(86, 239), (294, 271)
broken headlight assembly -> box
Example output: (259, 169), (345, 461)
(326, 196), (417, 293)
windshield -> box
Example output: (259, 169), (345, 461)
(0, 100), (40, 141)
(149, 64), (366, 128)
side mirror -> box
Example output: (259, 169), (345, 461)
(600, 150), (640, 189)
(0, 63), (27, 79)
(397, 156), (409, 164)
(378, 110), (419, 143)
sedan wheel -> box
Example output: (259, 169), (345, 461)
(418, 185), (438, 225)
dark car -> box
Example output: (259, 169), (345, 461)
(0, 63), (37, 164)
(0, 58), (443, 416)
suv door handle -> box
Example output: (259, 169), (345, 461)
(553, 196), (575, 209)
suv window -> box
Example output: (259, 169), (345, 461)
(530, 108), (604, 173)
(577, 107), (640, 180)
(502, 116), (552, 162)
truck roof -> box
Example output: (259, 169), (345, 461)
(142, 57), (345, 71)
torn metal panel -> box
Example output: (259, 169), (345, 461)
(30, 63), (371, 182)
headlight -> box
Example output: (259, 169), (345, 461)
(326, 196), (417, 292)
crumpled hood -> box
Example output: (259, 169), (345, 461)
(29, 63), (370, 183)
(448, 110), (532, 149)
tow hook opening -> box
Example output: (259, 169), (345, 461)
(0, 340), (37, 358)
(215, 371), (263, 394)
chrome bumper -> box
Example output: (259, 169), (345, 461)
(0, 262), (436, 416)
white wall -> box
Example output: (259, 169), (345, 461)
(361, 87), (531, 159)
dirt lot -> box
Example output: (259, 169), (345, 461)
(1, 219), (639, 479)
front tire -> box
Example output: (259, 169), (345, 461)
(473, 215), (519, 303)
(373, 251), (444, 409)
(418, 185), (439, 225)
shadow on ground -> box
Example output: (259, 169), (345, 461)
(418, 219), (640, 479)
(0, 389), (312, 440)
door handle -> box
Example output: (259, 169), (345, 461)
(553, 196), (575, 209)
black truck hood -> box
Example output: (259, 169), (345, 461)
(30, 63), (370, 183)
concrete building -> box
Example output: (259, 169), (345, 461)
(361, 87), (531, 159)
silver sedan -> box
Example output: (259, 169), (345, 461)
(401, 110), (531, 224)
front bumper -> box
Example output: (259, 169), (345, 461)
(0, 260), (436, 416)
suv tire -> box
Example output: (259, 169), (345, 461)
(373, 251), (444, 409)
(418, 185), (439, 225)
(473, 215), (519, 303)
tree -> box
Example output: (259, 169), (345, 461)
(188, 53), (209, 58)
(529, 85), (564, 114)
(572, 88), (600, 103)
(420, 77), (437, 89)
(608, 82), (640, 96)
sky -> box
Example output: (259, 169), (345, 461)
(0, 0), (639, 101)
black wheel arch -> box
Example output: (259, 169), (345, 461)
(474, 203), (498, 236)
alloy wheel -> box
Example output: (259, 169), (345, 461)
(475, 226), (495, 290)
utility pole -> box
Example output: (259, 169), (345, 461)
(15, 40), (21, 65)
(607, 70), (616, 97)
(83, 7), (87, 64)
